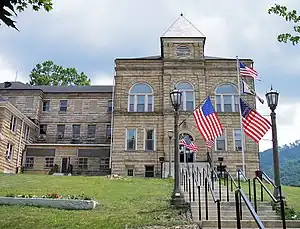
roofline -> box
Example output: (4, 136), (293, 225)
(26, 143), (111, 147)
(0, 101), (38, 129)
(115, 57), (162, 61)
(160, 36), (206, 39)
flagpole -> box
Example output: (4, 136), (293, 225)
(236, 56), (246, 176)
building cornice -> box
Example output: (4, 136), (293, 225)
(27, 143), (111, 147)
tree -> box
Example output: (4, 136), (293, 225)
(0, 0), (53, 30)
(268, 4), (300, 45)
(29, 60), (91, 86)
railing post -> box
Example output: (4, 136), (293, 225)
(235, 191), (241, 229)
(279, 186), (286, 229)
(202, 168), (205, 186)
(260, 181), (264, 202)
(199, 172), (202, 187)
(226, 172), (229, 202)
(188, 177), (191, 203)
(211, 170), (214, 190)
(248, 179), (251, 202)
(219, 176), (222, 201)
(231, 178), (233, 192)
(253, 179), (257, 213)
(192, 171), (195, 202)
(238, 170), (241, 189)
(183, 173), (186, 192)
(198, 185), (201, 221)
(185, 170), (188, 192)
(217, 200), (221, 229)
(205, 178), (208, 220)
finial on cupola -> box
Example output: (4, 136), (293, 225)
(180, 13), (183, 16)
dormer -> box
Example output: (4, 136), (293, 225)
(160, 14), (206, 60)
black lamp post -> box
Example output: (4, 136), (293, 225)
(265, 86), (281, 200)
(170, 88), (185, 206)
(168, 130), (173, 178)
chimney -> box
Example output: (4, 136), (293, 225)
(4, 82), (12, 88)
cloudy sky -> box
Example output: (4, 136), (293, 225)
(0, 0), (299, 151)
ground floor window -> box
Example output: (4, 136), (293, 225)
(25, 157), (34, 168)
(126, 165), (134, 176)
(100, 158), (109, 169)
(44, 157), (54, 168)
(78, 157), (88, 169)
(145, 165), (154, 177)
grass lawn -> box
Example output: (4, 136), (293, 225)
(0, 174), (189, 229)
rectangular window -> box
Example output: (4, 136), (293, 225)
(25, 157), (34, 168)
(145, 165), (154, 177)
(216, 133), (226, 151)
(23, 125), (30, 141)
(127, 169), (134, 176)
(57, 125), (65, 139)
(129, 95), (135, 112)
(42, 100), (50, 112)
(10, 116), (17, 132)
(216, 95), (222, 112)
(145, 129), (155, 151)
(59, 100), (68, 112)
(147, 95), (153, 112)
(6, 143), (13, 160)
(87, 125), (96, 139)
(234, 96), (239, 112)
(78, 158), (88, 169)
(223, 95), (232, 112)
(72, 125), (81, 139)
(126, 129), (136, 150)
(107, 99), (113, 113)
(44, 157), (54, 168)
(100, 158), (109, 169)
(186, 91), (194, 111)
(234, 129), (242, 151)
(39, 124), (47, 135)
(106, 124), (111, 138)
(137, 95), (145, 112)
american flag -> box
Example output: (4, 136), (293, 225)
(239, 61), (259, 80)
(193, 96), (223, 142)
(180, 135), (199, 152)
(240, 98), (271, 143)
(206, 139), (215, 150)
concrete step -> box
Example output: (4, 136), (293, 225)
(201, 220), (300, 228)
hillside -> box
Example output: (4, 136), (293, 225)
(259, 140), (300, 186)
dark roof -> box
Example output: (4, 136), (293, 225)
(116, 55), (251, 61)
(0, 82), (113, 93)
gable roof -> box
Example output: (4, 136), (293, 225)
(162, 14), (205, 38)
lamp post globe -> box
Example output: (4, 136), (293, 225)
(265, 86), (282, 200)
(169, 88), (184, 207)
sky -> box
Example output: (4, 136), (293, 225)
(0, 0), (300, 152)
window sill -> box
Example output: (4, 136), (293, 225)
(58, 111), (68, 114)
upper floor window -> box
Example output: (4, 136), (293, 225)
(57, 124), (65, 139)
(215, 132), (227, 151)
(144, 129), (155, 151)
(10, 116), (17, 132)
(59, 100), (68, 112)
(106, 124), (112, 139)
(128, 83), (154, 112)
(176, 45), (191, 58)
(125, 129), (136, 150)
(87, 125), (96, 139)
(6, 143), (13, 160)
(42, 100), (50, 112)
(234, 129), (242, 151)
(177, 82), (194, 111)
(40, 124), (47, 135)
(23, 125), (30, 141)
(107, 99), (113, 113)
(215, 84), (239, 112)
(72, 124), (81, 139)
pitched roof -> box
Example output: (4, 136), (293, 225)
(0, 82), (113, 93)
(162, 14), (205, 38)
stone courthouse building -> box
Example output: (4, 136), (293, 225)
(0, 15), (259, 177)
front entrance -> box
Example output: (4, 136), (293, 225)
(61, 157), (68, 173)
(179, 133), (196, 163)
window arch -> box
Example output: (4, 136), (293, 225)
(176, 82), (195, 111)
(128, 83), (154, 112)
(215, 84), (239, 112)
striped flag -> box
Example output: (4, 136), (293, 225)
(239, 61), (259, 80)
(180, 135), (198, 152)
(242, 80), (264, 104)
(206, 139), (215, 150)
(240, 98), (271, 143)
(193, 96), (223, 142)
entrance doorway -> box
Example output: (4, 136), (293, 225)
(61, 157), (68, 173)
(179, 133), (196, 163)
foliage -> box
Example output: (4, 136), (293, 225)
(260, 140), (300, 187)
(268, 4), (300, 45)
(0, 175), (188, 229)
(0, 0), (53, 30)
(4, 192), (92, 200)
(29, 60), (91, 86)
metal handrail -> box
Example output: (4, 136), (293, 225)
(237, 169), (252, 201)
(225, 168), (239, 189)
(235, 189), (265, 229)
(261, 171), (276, 188)
(238, 169), (248, 180)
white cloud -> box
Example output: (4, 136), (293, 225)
(0, 55), (27, 82)
(93, 72), (114, 85)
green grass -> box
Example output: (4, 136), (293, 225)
(0, 174), (189, 229)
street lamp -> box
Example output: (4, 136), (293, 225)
(265, 86), (281, 200)
(168, 130), (173, 178)
(170, 88), (185, 206)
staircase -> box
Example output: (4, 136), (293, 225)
(181, 163), (300, 229)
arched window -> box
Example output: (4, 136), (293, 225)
(179, 133), (195, 163)
(215, 84), (239, 112)
(176, 82), (194, 111)
(128, 83), (154, 112)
